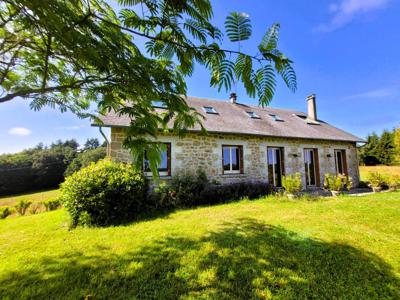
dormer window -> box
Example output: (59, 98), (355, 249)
(246, 111), (260, 119)
(203, 106), (218, 114)
(269, 114), (283, 121)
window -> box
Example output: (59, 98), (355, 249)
(296, 114), (320, 125)
(246, 111), (260, 119)
(203, 106), (217, 114)
(304, 148), (320, 186)
(267, 147), (284, 186)
(269, 114), (284, 121)
(222, 145), (243, 174)
(143, 143), (171, 176)
(334, 149), (348, 175)
(151, 100), (167, 108)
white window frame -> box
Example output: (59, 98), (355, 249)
(222, 146), (241, 174)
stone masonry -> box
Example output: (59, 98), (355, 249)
(110, 128), (360, 188)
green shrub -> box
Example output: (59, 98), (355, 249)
(43, 199), (61, 211)
(29, 202), (41, 214)
(387, 174), (400, 190)
(200, 181), (272, 204)
(153, 170), (272, 208)
(358, 180), (370, 189)
(14, 200), (32, 216)
(0, 207), (12, 219)
(323, 174), (352, 191)
(282, 173), (302, 195)
(60, 159), (147, 227)
(368, 172), (388, 188)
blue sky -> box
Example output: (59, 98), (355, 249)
(1, 0), (399, 154)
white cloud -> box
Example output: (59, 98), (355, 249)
(343, 88), (396, 100)
(8, 127), (31, 136)
(316, 0), (390, 32)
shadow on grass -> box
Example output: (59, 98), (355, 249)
(1, 218), (399, 299)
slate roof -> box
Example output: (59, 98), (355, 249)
(95, 96), (365, 143)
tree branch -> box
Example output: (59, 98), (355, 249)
(93, 14), (267, 64)
(41, 34), (52, 89)
(0, 76), (112, 103)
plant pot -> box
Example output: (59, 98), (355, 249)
(286, 193), (295, 200)
(372, 186), (382, 193)
(331, 190), (341, 197)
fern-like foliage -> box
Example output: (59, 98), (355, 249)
(1, 0), (297, 177)
(225, 12), (252, 42)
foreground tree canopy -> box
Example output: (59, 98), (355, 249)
(0, 0), (296, 174)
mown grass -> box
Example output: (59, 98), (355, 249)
(0, 189), (59, 209)
(0, 192), (400, 299)
(360, 165), (400, 181)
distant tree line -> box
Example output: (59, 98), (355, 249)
(358, 128), (400, 165)
(0, 138), (106, 195)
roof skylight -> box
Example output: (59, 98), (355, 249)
(151, 100), (167, 108)
(269, 114), (284, 121)
(295, 114), (320, 125)
(246, 111), (260, 119)
(203, 106), (218, 114)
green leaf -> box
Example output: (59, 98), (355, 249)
(255, 64), (276, 107)
(210, 60), (235, 92)
(225, 12), (252, 42)
(259, 23), (280, 52)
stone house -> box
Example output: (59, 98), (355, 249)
(96, 94), (364, 189)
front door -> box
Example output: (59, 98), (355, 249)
(267, 147), (284, 187)
(304, 148), (318, 186)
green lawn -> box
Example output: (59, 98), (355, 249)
(0, 189), (59, 207)
(1, 192), (400, 299)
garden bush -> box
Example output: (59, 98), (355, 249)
(43, 199), (62, 211)
(323, 174), (352, 191)
(368, 172), (388, 188)
(29, 203), (41, 215)
(153, 170), (272, 208)
(0, 207), (11, 219)
(60, 159), (147, 227)
(282, 173), (302, 195)
(14, 200), (31, 216)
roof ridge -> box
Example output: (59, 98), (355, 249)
(186, 95), (304, 114)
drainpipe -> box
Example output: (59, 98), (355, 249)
(98, 126), (110, 156)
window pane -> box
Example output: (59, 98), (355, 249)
(304, 149), (316, 186)
(231, 147), (239, 170)
(336, 151), (343, 174)
(223, 147), (230, 170)
(144, 153), (151, 172)
(159, 150), (168, 171)
(275, 149), (282, 187)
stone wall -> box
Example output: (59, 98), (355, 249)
(110, 128), (360, 188)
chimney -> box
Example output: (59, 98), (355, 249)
(230, 93), (237, 104)
(307, 94), (317, 121)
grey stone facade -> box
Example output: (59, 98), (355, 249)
(109, 128), (360, 188)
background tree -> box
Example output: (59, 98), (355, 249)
(359, 129), (399, 166)
(0, 0), (296, 174)
(394, 127), (400, 164)
(377, 130), (395, 165)
(0, 138), (103, 195)
(83, 138), (100, 150)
